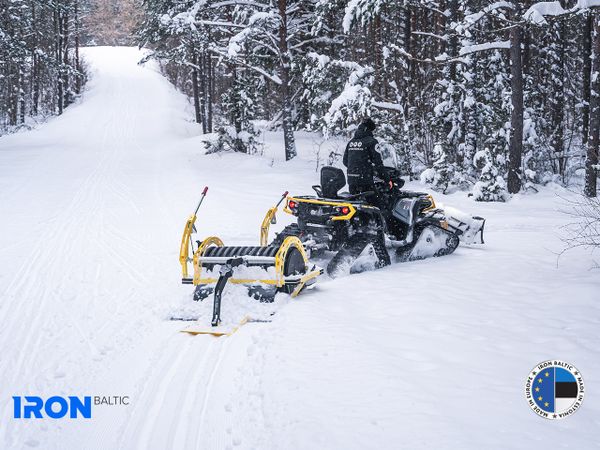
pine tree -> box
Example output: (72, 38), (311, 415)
(221, 0), (320, 160)
(207, 65), (262, 154)
(420, 144), (454, 193)
(472, 148), (508, 201)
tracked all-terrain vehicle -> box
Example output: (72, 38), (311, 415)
(274, 166), (485, 278)
(178, 169), (484, 335)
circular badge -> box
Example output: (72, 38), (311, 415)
(525, 360), (584, 419)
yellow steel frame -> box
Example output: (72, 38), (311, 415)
(181, 198), (280, 280)
(179, 214), (197, 279)
(192, 235), (319, 295)
(180, 197), (321, 296)
(193, 236), (224, 285)
(260, 206), (278, 246)
(191, 235), (306, 287)
(283, 196), (357, 221)
(274, 236), (308, 280)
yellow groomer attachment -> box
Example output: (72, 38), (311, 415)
(178, 188), (322, 336)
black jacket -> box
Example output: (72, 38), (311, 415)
(343, 124), (387, 190)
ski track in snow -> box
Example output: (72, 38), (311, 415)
(0, 47), (599, 449)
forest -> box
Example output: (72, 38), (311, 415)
(0, 1), (85, 131)
(138, 0), (600, 200)
(1, 0), (599, 201)
(0, 0), (138, 133)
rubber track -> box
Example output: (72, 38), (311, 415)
(327, 234), (389, 277)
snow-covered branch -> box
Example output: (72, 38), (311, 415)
(459, 40), (511, 56)
(371, 101), (404, 112)
(208, 47), (282, 85)
(411, 31), (448, 41)
(524, 0), (600, 25)
(208, 0), (269, 8)
(195, 20), (246, 29)
(464, 1), (514, 26)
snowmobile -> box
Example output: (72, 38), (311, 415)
(178, 187), (323, 336)
(273, 166), (485, 278)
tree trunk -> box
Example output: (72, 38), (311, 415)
(231, 68), (245, 153)
(278, 0), (297, 161)
(62, 10), (71, 107)
(199, 49), (207, 133)
(410, 7), (418, 79)
(8, 63), (18, 126)
(191, 47), (202, 127)
(508, 14), (524, 194)
(75, 0), (81, 95)
(207, 51), (213, 133)
(372, 16), (382, 97)
(464, 53), (478, 170)
(551, 10), (566, 179)
(582, 12), (593, 145)
(403, 5), (412, 79)
(18, 70), (25, 124)
(56, 10), (63, 115)
(447, 0), (459, 164)
(584, 15), (600, 198)
(31, 0), (39, 116)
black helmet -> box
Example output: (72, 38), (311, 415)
(361, 118), (376, 132)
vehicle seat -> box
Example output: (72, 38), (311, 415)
(320, 166), (346, 199)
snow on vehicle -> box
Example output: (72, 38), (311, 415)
(275, 166), (486, 278)
(178, 187), (323, 336)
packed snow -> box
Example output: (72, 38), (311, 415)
(0, 47), (599, 450)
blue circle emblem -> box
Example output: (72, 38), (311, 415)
(525, 360), (584, 419)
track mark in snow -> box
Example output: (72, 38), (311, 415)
(133, 337), (196, 449)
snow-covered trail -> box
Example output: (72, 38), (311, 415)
(0, 47), (205, 448)
(1, 47), (599, 449)
(0, 46), (323, 450)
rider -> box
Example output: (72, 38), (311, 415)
(342, 118), (393, 209)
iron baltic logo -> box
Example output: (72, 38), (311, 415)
(13, 396), (130, 419)
(525, 360), (584, 419)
